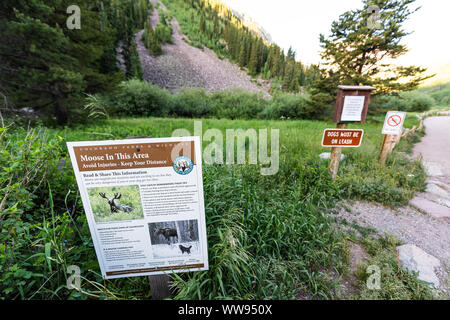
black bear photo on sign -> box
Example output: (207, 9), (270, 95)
(148, 219), (200, 258)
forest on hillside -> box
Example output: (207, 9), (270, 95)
(0, 0), (441, 126)
(0, 0), (447, 302)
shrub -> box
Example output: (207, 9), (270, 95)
(172, 89), (213, 117)
(382, 92), (435, 112)
(210, 90), (267, 119)
(112, 80), (174, 117)
(408, 93), (435, 112)
(155, 23), (173, 44)
(261, 93), (311, 119)
(381, 95), (410, 112)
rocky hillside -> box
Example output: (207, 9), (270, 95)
(136, 0), (270, 96)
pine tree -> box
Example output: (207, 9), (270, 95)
(238, 36), (248, 67)
(0, 0), (122, 124)
(248, 38), (260, 75)
(317, 0), (431, 95)
(145, 23), (162, 56)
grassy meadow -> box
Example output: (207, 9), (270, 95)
(1, 114), (433, 300)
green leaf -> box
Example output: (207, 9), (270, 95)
(45, 242), (52, 272)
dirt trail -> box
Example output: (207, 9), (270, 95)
(413, 116), (450, 176)
(336, 116), (450, 269)
(135, 1), (269, 96)
(410, 116), (450, 218)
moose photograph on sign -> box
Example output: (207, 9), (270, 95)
(87, 185), (144, 223)
(148, 219), (200, 258)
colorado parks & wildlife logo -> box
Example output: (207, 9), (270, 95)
(173, 156), (193, 175)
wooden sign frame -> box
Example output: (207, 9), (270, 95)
(333, 85), (376, 123)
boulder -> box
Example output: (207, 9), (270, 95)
(396, 244), (442, 288)
(319, 152), (345, 161)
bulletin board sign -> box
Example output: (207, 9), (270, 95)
(333, 85), (376, 123)
(67, 137), (209, 279)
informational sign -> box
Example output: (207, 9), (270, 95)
(322, 129), (364, 147)
(382, 111), (406, 135)
(340, 96), (366, 122)
(67, 137), (208, 279)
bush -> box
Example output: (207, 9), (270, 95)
(98, 80), (337, 121)
(172, 89), (212, 117)
(261, 93), (311, 119)
(416, 83), (450, 108)
(382, 92), (435, 112)
(408, 93), (435, 112)
(155, 23), (173, 44)
(112, 79), (174, 117)
(210, 90), (267, 119)
(381, 95), (410, 112)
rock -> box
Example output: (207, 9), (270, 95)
(319, 152), (345, 161)
(426, 183), (450, 200)
(409, 196), (450, 220)
(396, 244), (442, 288)
(423, 161), (444, 177)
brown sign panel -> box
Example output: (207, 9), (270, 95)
(72, 141), (195, 172)
(333, 85), (376, 123)
(322, 129), (364, 147)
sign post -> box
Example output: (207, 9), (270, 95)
(378, 111), (406, 164)
(327, 123), (347, 179)
(327, 85), (376, 179)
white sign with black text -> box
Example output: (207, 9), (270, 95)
(67, 136), (208, 279)
(382, 111), (406, 135)
(341, 96), (365, 122)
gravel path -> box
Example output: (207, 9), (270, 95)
(413, 116), (450, 176)
(335, 201), (450, 265)
(335, 116), (450, 271)
(135, 1), (269, 96)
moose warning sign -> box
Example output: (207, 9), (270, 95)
(67, 137), (209, 279)
(321, 129), (364, 147)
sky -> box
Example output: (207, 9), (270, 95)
(222, 0), (450, 79)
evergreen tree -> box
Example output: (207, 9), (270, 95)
(248, 38), (259, 75)
(145, 23), (162, 56)
(128, 40), (144, 79)
(0, 0), (122, 124)
(317, 0), (431, 95)
(238, 36), (248, 67)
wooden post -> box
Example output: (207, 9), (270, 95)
(378, 134), (397, 164)
(392, 130), (402, 149)
(328, 123), (347, 179)
(124, 136), (170, 300)
(402, 128), (410, 138)
(148, 274), (170, 300)
(418, 120), (423, 132)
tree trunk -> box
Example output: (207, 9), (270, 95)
(53, 87), (68, 125)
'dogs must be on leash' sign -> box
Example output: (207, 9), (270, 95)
(321, 129), (364, 147)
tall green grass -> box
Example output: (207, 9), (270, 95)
(1, 114), (427, 299)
